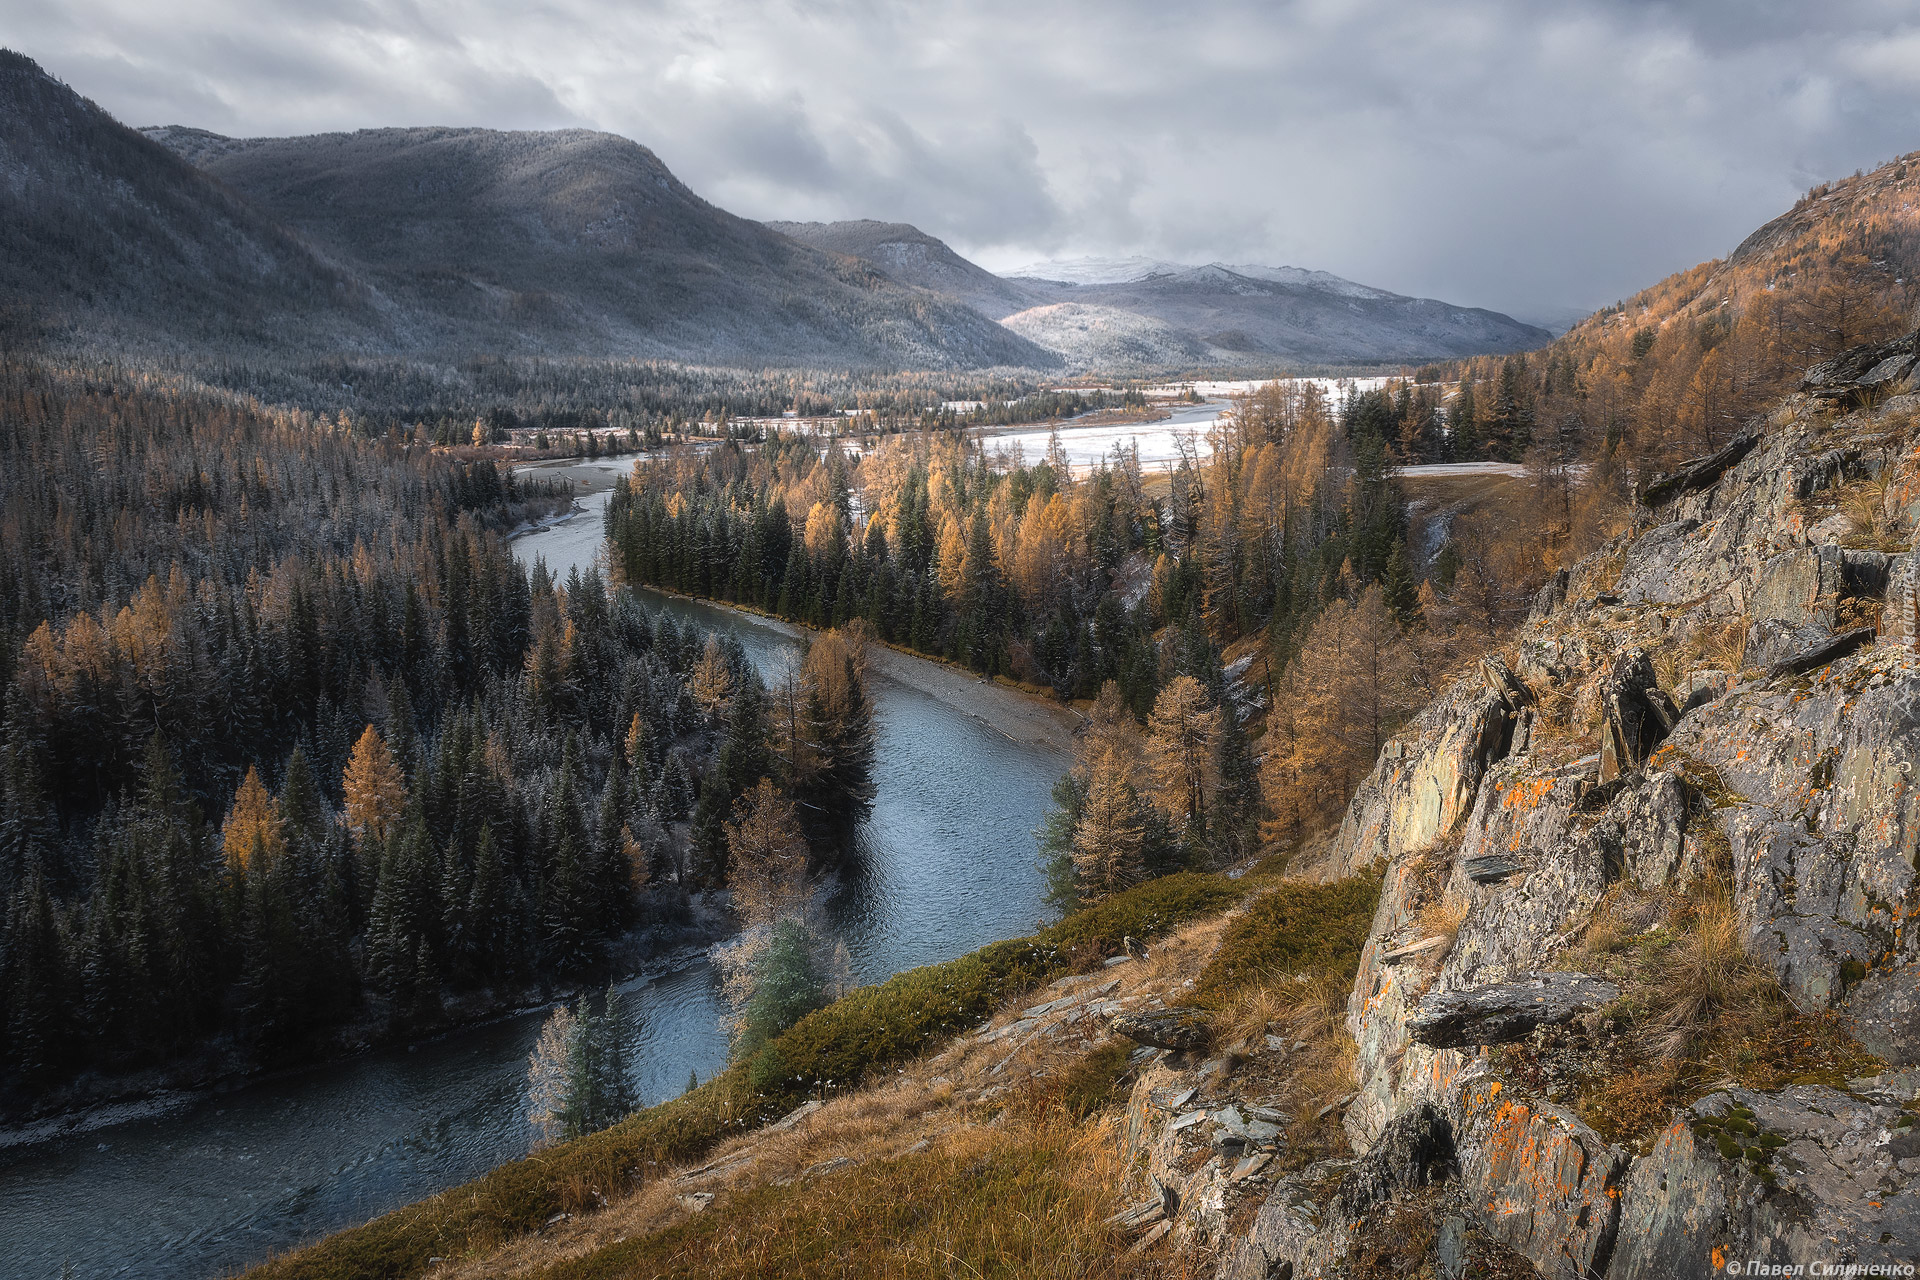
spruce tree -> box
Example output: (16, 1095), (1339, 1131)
(540, 737), (600, 979)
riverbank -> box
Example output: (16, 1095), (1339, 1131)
(628, 585), (1084, 753)
(241, 870), (1257, 1280)
(0, 904), (731, 1141)
(504, 455), (1084, 753)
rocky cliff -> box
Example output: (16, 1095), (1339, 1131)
(1226, 339), (1920, 1277)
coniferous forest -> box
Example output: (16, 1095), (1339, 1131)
(0, 362), (875, 1107)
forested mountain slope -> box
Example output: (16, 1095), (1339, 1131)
(1431, 149), (1920, 483)
(0, 51), (392, 357)
(0, 364), (874, 1110)
(143, 125), (1056, 369)
(0, 50), (1054, 370)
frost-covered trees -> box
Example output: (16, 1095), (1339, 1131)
(526, 988), (635, 1148)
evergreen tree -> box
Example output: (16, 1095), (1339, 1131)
(540, 737), (601, 979)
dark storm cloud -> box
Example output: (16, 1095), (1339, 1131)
(6, 0), (1920, 319)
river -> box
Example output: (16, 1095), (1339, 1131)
(0, 458), (1072, 1280)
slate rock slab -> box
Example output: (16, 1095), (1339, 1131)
(1464, 853), (1526, 884)
(1112, 1007), (1212, 1052)
(1408, 972), (1619, 1048)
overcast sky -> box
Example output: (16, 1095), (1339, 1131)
(8, 0), (1920, 322)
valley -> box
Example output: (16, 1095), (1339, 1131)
(3, 16), (1920, 1280)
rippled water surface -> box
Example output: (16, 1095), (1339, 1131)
(0, 477), (1065, 1280)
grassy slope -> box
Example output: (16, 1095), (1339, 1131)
(244, 872), (1247, 1280)
(476, 875), (1383, 1280)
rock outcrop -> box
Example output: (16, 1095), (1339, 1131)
(1233, 344), (1920, 1277)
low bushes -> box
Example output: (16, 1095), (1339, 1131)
(1191, 876), (1381, 1006)
(247, 870), (1247, 1280)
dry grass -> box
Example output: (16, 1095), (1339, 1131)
(1843, 475), (1896, 549)
(1558, 878), (1877, 1145)
(436, 906), (1265, 1280)
(1209, 970), (1358, 1136)
(1414, 895), (1470, 964)
(1630, 891), (1772, 1063)
(520, 1122), (1169, 1280)
(409, 873), (1384, 1280)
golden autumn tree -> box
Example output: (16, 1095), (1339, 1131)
(1264, 587), (1422, 836)
(1145, 675), (1221, 836)
(689, 634), (735, 720)
(724, 779), (809, 928)
(1072, 749), (1145, 898)
(221, 766), (283, 869)
(342, 724), (407, 847)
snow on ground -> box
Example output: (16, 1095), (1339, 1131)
(980, 399), (1228, 472)
(1143, 375), (1397, 400)
(1394, 461), (1531, 479)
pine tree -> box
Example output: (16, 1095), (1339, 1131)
(593, 756), (636, 936)
(464, 825), (515, 984)
(3, 869), (71, 1082)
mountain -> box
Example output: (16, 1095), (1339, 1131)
(0, 50), (392, 356)
(143, 125), (1054, 369)
(1006, 256), (1387, 298)
(999, 259), (1549, 368)
(0, 51), (1053, 369)
(765, 219), (1040, 320)
(783, 226), (1551, 368)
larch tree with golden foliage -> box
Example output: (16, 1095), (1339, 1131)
(1263, 587), (1422, 839)
(724, 778), (810, 929)
(1071, 749), (1145, 898)
(1145, 675), (1222, 841)
(342, 725), (407, 849)
(221, 766), (283, 870)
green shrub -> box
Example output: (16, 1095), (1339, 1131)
(247, 869), (1247, 1280)
(1050, 1040), (1134, 1119)
(1191, 877), (1381, 1006)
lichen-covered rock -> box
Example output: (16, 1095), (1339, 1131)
(1332, 1103), (1456, 1208)
(1218, 1168), (1356, 1280)
(1229, 358), (1920, 1277)
(1615, 1086), (1920, 1276)
(1609, 1119), (1735, 1279)
(1657, 644), (1920, 1060)
(1112, 1007), (1211, 1052)
(1329, 677), (1516, 880)
(1799, 328), (1920, 399)
(1451, 1077), (1630, 1277)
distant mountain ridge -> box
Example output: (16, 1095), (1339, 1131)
(0, 50), (1053, 369)
(1005, 256), (1389, 299)
(0, 50), (392, 357)
(0, 47), (1546, 373)
(776, 223), (1550, 368)
(765, 219), (1038, 320)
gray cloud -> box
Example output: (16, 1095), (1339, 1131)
(6, 0), (1920, 319)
